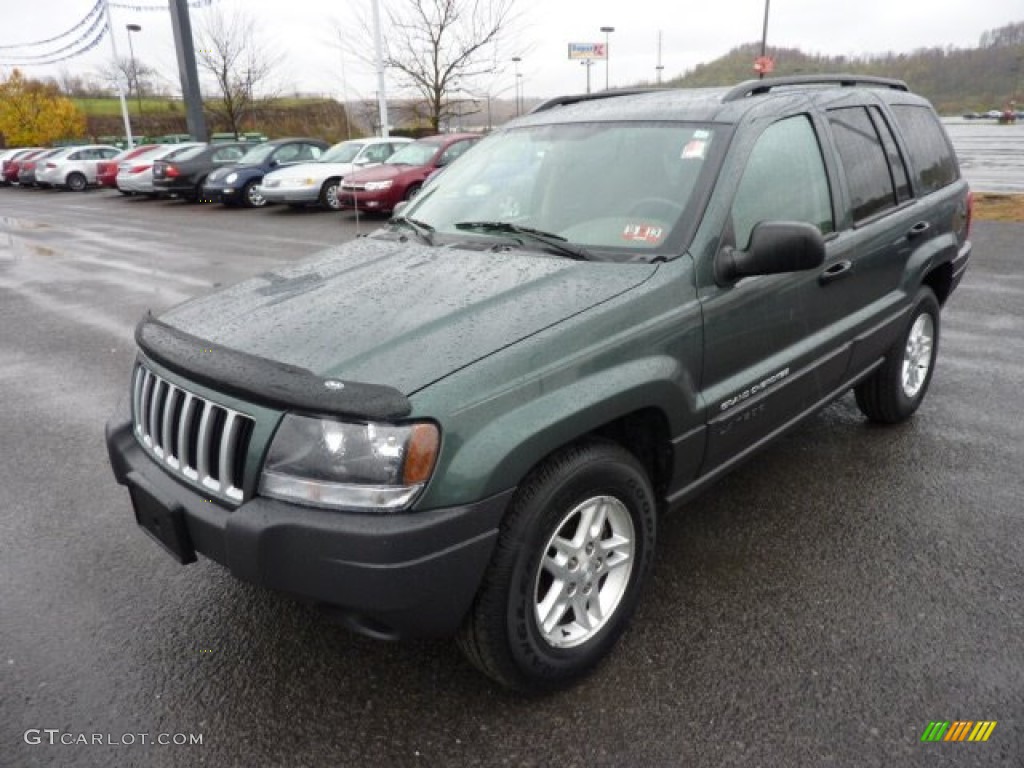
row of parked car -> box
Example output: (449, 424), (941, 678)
(0, 132), (481, 214)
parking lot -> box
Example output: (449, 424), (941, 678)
(1, 188), (1022, 767)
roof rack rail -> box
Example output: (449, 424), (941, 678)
(722, 74), (908, 102)
(529, 88), (662, 114)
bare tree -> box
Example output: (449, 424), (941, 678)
(358, 0), (519, 132)
(196, 9), (283, 137)
(98, 56), (158, 102)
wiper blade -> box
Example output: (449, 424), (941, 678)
(390, 215), (435, 245)
(454, 221), (591, 261)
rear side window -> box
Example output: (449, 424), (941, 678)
(731, 115), (834, 249)
(828, 107), (896, 223)
(889, 105), (958, 195)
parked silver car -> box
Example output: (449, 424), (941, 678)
(258, 137), (412, 210)
(116, 143), (202, 196)
(35, 144), (121, 191)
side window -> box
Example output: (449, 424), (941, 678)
(306, 144), (323, 160)
(362, 144), (388, 163)
(828, 107), (896, 223)
(69, 151), (85, 161)
(889, 105), (958, 196)
(437, 140), (472, 167)
(868, 107), (910, 203)
(274, 145), (300, 164)
(102, 148), (120, 159)
(731, 115), (834, 249)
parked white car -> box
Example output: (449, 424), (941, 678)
(258, 137), (412, 210)
(116, 143), (202, 196)
(35, 145), (121, 190)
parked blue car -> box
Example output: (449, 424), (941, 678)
(201, 138), (329, 208)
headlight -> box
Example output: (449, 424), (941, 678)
(225, 172), (238, 184)
(363, 180), (393, 191)
(259, 414), (440, 512)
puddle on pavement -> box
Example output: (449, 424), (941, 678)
(0, 216), (51, 232)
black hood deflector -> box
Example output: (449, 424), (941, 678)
(135, 313), (412, 421)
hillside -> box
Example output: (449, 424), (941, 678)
(663, 21), (1024, 114)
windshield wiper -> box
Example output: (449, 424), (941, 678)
(390, 215), (435, 245)
(454, 221), (592, 261)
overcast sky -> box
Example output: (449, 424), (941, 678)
(2, 0), (1022, 104)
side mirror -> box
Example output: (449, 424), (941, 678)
(715, 221), (826, 284)
(268, 159), (279, 168)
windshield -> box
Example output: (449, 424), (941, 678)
(386, 140), (441, 166)
(237, 143), (275, 164)
(322, 142), (364, 163)
(404, 122), (719, 260)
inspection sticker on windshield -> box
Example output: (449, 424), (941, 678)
(622, 223), (665, 245)
(681, 139), (708, 159)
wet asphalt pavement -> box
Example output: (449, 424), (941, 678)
(0, 189), (1021, 767)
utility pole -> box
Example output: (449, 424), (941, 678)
(656, 30), (664, 84)
(371, 0), (389, 138)
(600, 26), (614, 91)
(169, 0), (208, 141)
(759, 0), (771, 80)
(103, 0), (134, 148)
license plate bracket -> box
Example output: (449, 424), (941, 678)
(129, 478), (197, 565)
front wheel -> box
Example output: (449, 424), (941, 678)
(855, 286), (940, 423)
(241, 180), (267, 208)
(457, 439), (656, 691)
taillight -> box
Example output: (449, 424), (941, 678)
(131, 164), (151, 174)
(164, 165), (180, 178)
(965, 190), (974, 239)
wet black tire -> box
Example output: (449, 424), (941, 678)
(320, 178), (342, 210)
(66, 173), (87, 192)
(855, 286), (940, 424)
(456, 439), (656, 692)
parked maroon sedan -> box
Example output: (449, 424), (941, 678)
(339, 133), (479, 214)
(2, 148), (45, 185)
(97, 144), (161, 191)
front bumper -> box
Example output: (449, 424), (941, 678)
(106, 414), (510, 639)
(201, 182), (241, 203)
(260, 186), (318, 204)
(339, 189), (396, 212)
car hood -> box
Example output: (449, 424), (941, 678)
(208, 164), (264, 181)
(346, 164), (418, 184)
(160, 237), (657, 396)
(264, 162), (356, 182)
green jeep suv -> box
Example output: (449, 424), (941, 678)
(107, 75), (972, 691)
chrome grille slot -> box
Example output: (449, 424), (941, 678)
(132, 364), (254, 502)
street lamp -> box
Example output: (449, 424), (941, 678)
(512, 56), (521, 116)
(125, 24), (143, 120)
(600, 26), (614, 90)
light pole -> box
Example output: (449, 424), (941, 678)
(125, 24), (143, 122)
(600, 26), (614, 90)
(759, 0), (771, 80)
(581, 60), (592, 94)
(103, 0), (134, 147)
(512, 56), (521, 116)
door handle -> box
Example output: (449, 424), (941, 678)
(818, 260), (852, 285)
(907, 221), (931, 239)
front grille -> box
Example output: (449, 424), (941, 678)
(132, 364), (254, 502)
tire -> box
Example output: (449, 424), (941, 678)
(403, 183), (422, 202)
(66, 173), (87, 192)
(456, 439), (656, 691)
(118, 189), (134, 196)
(319, 178), (342, 210)
(855, 286), (940, 424)
(241, 180), (267, 208)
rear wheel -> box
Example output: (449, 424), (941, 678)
(855, 286), (940, 423)
(457, 439), (656, 691)
(66, 172), (87, 192)
(319, 178), (342, 210)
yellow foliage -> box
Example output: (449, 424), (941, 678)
(0, 69), (86, 147)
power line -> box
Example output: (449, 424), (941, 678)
(0, 9), (107, 64)
(0, 0), (103, 50)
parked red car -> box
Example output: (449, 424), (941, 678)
(2, 148), (45, 185)
(339, 133), (479, 214)
(97, 144), (161, 190)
